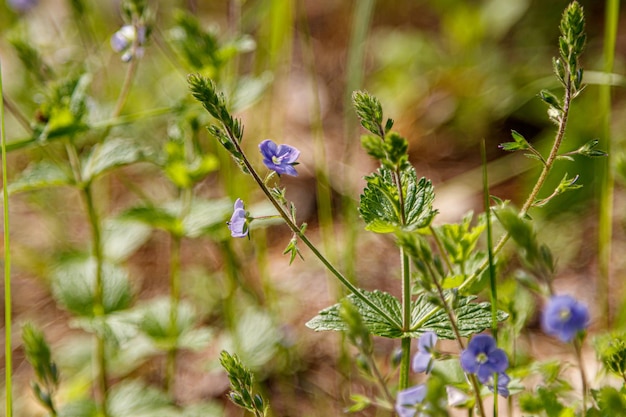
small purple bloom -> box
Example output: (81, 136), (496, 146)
(7, 0), (38, 12)
(542, 295), (589, 342)
(259, 139), (300, 176)
(227, 198), (248, 238)
(485, 372), (510, 397)
(111, 24), (146, 62)
(412, 331), (437, 373)
(395, 384), (426, 417)
(460, 334), (508, 385)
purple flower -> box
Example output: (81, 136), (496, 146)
(259, 139), (300, 176)
(395, 385), (426, 417)
(542, 295), (589, 342)
(7, 0), (38, 12)
(485, 372), (510, 397)
(460, 334), (508, 385)
(111, 24), (146, 62)
(227, 198), (248, 238)
(412, 331), (437, 373)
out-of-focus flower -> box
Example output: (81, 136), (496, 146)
(395, 384), (426, 417)
(7, 0), (38, 12)
(446, 386), (469, 407)
(460, 334), (508, 384)
(412, 331), (437, 373)
(542, 295), (589, 342)
(227, 198), (248, 238)
(259, 139), (300, 176)
(485, 372), (510, 397)
(111, 24), (146, 62)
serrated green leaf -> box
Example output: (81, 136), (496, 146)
(102, 217), (152, 262)
(181, 198), (232, 238)
(58, 399), (99, 417)
(231, 73), (272, 112)
(306, 291), (506, 339)
(222, 307), (280, 370)
(409, 293), (507, 339)
(9, 161), (73, 194)
(82, 138), (148, 182)
(138, 298), (211, 351)
(51, 257), (133, 317)
(120, 205), (182, 235)
(306, 290), (403, 337)
(107, 380), (174, 417)
(121, 198), (231, 238)
(359, 166), (437, 233)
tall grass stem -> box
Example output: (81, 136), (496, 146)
(1, 57), (14, 417)
(598, 0), (619, 328)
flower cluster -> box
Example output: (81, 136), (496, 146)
(7, 0), (37, 12)
(542, 295), (589, 342)
(111, 24), (147, 62)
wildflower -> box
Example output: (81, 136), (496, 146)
(542, 295), (589, 342)
(395, 384), (426, 417)
(446, 386), (469, 407)
(111, 24), (146, 62)
(485, 372), (510, 397)
(227, 198), (248, 238)
(7, 0), (38, 12)
(259, 139), (300, 176)
(460, 334), (508, 385)
(412, 331), (437, 373)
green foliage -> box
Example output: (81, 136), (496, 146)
(219, 351), (269, 417)
(163, 139), (219, 189)
(121, 198), (231, 238)
(8, 161), (73, 193)
(495, 206), (555, 283)
(594, 332), (626, 379)
(51, 257), (133, 317)
(359, 166), (437, 233)
(138, 298), (212, 351)
(352, 90), (385, 137)
(22, 323), (59, 413)
(81, 139), (149, 183)
(306, 290), (506, 339)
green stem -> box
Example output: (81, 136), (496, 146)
(459, 76), (575, 294)
(1, 57), (13, 417)
(399, 250), (411, 390)
(573, 338), (589, 412)
(83, 184), (109, 417)
(598, 0), (619, 329)
(481, 141), (498, 340)
(165, 234), (182, 394)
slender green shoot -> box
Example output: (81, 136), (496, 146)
(598, 0), (620, 328)
(1, 57), (14, 417)
(482, 140), (498, 416)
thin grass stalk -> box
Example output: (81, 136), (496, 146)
(482, 140), (499, 417)
(342, 0), (376, 284)
(598, 0), (619, 328)
(1, 57), (14, 417)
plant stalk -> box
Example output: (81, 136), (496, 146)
(1, 56), (14, 417)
